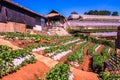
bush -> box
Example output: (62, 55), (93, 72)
(68, 29), (117, 34)
(92, 54), (105, 72)
(46, 63), (70, 80)
(78, 34), (115, 48)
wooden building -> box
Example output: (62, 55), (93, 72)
(115, 27), (120, 56)
(68, 14), (120, 29)
(45, 10), (66, 29)
(0, 0), (45, 32)
(116, 27), (120, 48)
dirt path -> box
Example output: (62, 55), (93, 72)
(33, 53), (99, 80)
(82, 55), (92, 71)
(84, 43), (94, 54)
(96, 45), (104, 54)
(2, 61), (50, 80)
(33, 53), (58, 68)
(0, 39), (99, 80)
(0, 39), (20, 50)
(1, 50), (99, 80)
(71, 67), (99, 80)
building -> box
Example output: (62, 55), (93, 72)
(0, 0), (45, 32)
(116, 27), (120, 48)
(115, 27), (120, 56)
(68, 13), (120, 29)
(45, 10), (66, 29)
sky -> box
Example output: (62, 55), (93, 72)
(12, 0), (120, 17)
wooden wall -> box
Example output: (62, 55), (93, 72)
(116, 27), (120, 56)
(0, 22), (26, 32)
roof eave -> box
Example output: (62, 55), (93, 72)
(4, 0), (45, 18)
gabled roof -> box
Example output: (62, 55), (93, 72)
(3, 0), (45, 18)
(47, 10), (59, 14)
(45, 10), (64, 18)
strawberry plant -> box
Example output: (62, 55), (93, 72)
(67, 41), (90, 63)
(0, 49), (36, 77)
(46, 63), (70, 80)
(88, 44), (99, 55)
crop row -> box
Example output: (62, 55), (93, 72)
(77, 34), (114, 48)
(0, 32), (75, 43)
(0, 45), (36, 77)
(99, 72), (120, 80)
(45, 40), (82, 56)
(101, 46), (112, 59)
(92, 46), (116, 72)
(0, 45), (12, 53)
(45, 63), (72, 80)
(67, 41), (90, 63)
(88, 44), (100, 55)
(56, 36), (80, 44)
(105, 55), (120, 71)
(68, 28), (117, 34)
(26, 43), (56, 52)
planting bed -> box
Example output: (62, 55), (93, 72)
(0, 32), (119, 80)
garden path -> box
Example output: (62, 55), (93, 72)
(0, 39), (20, 50)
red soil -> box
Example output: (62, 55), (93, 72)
(2, 61), (50, 80)
(58, 52), (71, 62)
(8, 39), (37, 48)
(96, 45), (104, 54)
(72, 44), (80, 51)
(50, 38), (60, 44)
(40, 39), (49, 44)
(82, 55), (92, 71)
(109, 48), (113, 54)
(0, 39), (20, 50)
(84, 43), (94, 54)
(117, 49), (120, 56)
(73, 43), (93, 71)
(71, 67), (99, 80)
(36, 50), (45, 55)
(0, 39), (99, 80)
(34, 53), (99, 80)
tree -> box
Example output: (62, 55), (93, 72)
(99, 10), (111, 15)
(112, 11), (119, 16)
(71, 11), (78, 14)
(84, 10), (111, 16)
(84, 12), (88, 15)
(94, 10), (98, 15)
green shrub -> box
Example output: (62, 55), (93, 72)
(46, 63), (70, 80)
(92, 54), (105, 72)
(99, 72), (120, 80)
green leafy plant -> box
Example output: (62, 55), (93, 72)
(0, 49), (36, 78)
(92, 54), (105, 72)
(46, 63), (70, 80)
(67, 41), (90, 63)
